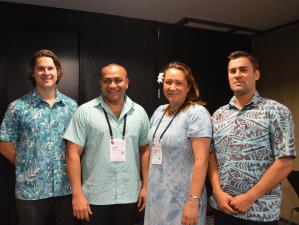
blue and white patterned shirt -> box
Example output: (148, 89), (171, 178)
(210, 92), (296, 221)
(0, 89), (77, 200)
(144, 104), (212, 225)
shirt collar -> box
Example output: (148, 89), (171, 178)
(228, 91), (262, 109)
(31, 88), (65, 107)
(95, 95), (134, 119)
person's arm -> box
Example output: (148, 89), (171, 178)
(0, 141), (16, 165)
(66, 141), (92, 221)
(208, 153), (237, 215)
(138, 144), (150, 211)
(229, 156), (293, 213)
(181, 137), (210, 225)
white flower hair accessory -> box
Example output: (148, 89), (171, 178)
(157, 72), (164, 84)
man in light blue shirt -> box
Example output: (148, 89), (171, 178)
(0, 49), (77, 225)
(208, 51), (295, 225)
(64, 63), (150, 225)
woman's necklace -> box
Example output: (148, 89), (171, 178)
(167, 104), (182, 115)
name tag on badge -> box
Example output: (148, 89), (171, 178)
(152, 140), (162, 164)
(110, 139), (126, 161)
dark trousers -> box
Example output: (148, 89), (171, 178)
(16, 195), (75, 225)
(213, 209), (279, 225)
(82, 202), (138, 225)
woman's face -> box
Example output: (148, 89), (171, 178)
(163, 68), (190, 107)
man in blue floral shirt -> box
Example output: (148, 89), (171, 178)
(0, 49), (77, 225)
(209, 51), (296, 225)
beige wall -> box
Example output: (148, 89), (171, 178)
(252, 23), (299, 223)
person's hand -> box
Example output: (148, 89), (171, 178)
(214, 189), (238, 215)
(137, 187), (147, 212)
(229, 193), (254, 213)
(72, 193), (92, 221)
(181, 200), (199, 225)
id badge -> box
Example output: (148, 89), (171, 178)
(152, 140), (162, 164)
(110, 139), (126, 161)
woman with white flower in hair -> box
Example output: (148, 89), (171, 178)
(144, 61), (212, 225)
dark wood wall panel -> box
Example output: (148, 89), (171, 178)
(3, 28), (80, 103)
(158, 24), (251, 113)
(81, 15), (158, 116)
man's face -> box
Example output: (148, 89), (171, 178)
(32, 57), (58, 90)
(99, 65), (129, 104)
(228, 57), (260, 97)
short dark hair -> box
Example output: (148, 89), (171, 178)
(28, 49), (63, 86)
(100, 63), (128, 79)
(228, 51), (259, 70)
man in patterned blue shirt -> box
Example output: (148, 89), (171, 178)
(209, 51), (296, 225)
(0, 49), (77, 225)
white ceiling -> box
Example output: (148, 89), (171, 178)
(2, 0), (299, 31)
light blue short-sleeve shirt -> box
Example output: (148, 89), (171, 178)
(64, 95), (150, 205)
(0, 89), (77, 200)
(210, 92), (296, 222)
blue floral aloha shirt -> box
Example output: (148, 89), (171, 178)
(210, 92), (296, 222)
(0, 89), (77, 200)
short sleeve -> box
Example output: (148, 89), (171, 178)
(186, 105), (212, 138)
(209, 110), (219, 154)
(69, 100), (78, 114)
(0, 101), (19, 142)
(270, 105), (296, 158)
(63, 107), (87, 147)
(147, 105), (164, 143)
(149, 106), (163, 125)
(138, 108), (150, 146)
